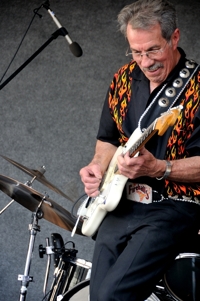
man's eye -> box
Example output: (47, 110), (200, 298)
(149, 49), (159, 53)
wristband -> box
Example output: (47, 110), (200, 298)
(156, 160), (172, 180)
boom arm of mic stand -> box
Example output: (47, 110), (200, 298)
(0, 28), (65, 90)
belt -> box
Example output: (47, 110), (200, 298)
(152, 190), (166, 201)
(126, 183), (200, 204)
(126, 182), (165, 204)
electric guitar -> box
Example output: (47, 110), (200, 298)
(79, 105), (182, 237)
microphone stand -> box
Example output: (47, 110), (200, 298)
(0, 28), (66, 90)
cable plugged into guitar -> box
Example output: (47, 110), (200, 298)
(71, 197), (89, 237)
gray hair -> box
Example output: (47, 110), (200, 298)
(118, 0), (178, 41)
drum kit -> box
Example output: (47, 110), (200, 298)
(0, 155), (200, 301)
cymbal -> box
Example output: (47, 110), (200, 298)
(0, 155), (73, 201)
(0, 174), (82, 235)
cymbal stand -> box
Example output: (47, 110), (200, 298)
(18, 199), (44, 301)
(0, 198), (15, 214)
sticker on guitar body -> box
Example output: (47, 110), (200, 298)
(126, 182), (152, 204)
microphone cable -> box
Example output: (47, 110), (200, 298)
(0, 4), (44, 84)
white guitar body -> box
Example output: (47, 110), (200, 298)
(79, 106), (182, 237)
(81, 128), (142, 237)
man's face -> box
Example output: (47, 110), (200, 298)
(126, 23), (180, 86)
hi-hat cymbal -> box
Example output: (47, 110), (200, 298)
(0, 155), (73, 201)
(0, 174), (82, 235)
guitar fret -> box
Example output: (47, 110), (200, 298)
(129, 124), (154, 155)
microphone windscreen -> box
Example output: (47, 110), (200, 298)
(69, 42), (83, 57)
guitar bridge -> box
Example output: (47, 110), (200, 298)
(97, 194), (106, 205)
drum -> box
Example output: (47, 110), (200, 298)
(163, 253), (200, 301)
(61, 280), (161, 301)
(48, 257), (92, 301)
(54, 254), (200, 301)
(62, 279), (90, 301)
(47, 233), (92, 301)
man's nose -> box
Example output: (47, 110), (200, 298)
(139, 54), (155, 68)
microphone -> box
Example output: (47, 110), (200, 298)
(43, 2), (82, 57)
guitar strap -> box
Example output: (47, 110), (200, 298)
(139, 59), (199, 131)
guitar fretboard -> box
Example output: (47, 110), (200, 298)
(124, 122), (157, 157)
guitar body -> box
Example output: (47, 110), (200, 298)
(81, 147), (128, 236)
(81, 129), (142, 237)
(80, 106), (182, 237)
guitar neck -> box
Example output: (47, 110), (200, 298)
(114, 106), (182, 173)
(114, 122), (158, 174)
(125, 122), (158, 157)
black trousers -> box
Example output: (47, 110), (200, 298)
(90, 198), (200, 301)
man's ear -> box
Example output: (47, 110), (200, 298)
(171, 28), (180, 50)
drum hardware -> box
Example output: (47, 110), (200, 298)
(39, 237), (55, 296)
(38, 233), (92, 301)
(163, 253), (200, 301)
(0, 173), (83, 300)
(0, 198), (15, 214)
(41, 233), (200, 301)
(1, 166), (199, 301)
(58, 249), (200, 301)
(51, 233), (78, 268)
(39, 233), (78, 298)
(18, 199), (46, 301)
(0, 174), (82, 234)
(50, 232), (200, 301)
(0, 165), (46, 215)
(40, 232), (200, 301)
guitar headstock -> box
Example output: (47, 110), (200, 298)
(155, 105), (183, 136)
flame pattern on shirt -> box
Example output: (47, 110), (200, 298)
(108, 61), (200, 201)
(165, 71), (200, 199)
(108, 62), (135, 144)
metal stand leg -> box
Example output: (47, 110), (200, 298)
(18, 213), (40, 301)
(42, 237), (54, 296)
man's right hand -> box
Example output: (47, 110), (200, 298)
(79, 164), (102, 197)
(79, 140), (117, 197)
